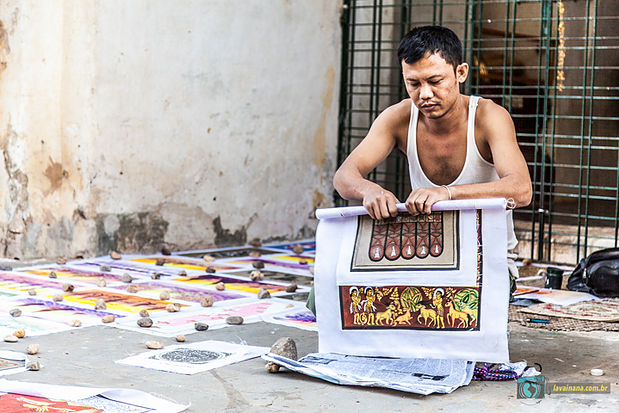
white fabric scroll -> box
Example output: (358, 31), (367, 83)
(314, 198), (509, 363)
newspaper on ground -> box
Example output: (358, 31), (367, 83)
(0, 379), (188, 412)
(117, 340), (269, 375)
(262, 352), (474, 395)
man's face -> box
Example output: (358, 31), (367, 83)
(402, 53), (468, 119)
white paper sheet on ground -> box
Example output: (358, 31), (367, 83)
(0, 379), (188, 412)
(315, 198), (510, 363)
(516, 287), (599, 306)
(117, 340), (269, 375)
(262, 353), (474, 395)
(0, 351), (29, 376)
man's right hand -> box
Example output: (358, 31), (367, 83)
(362, 185), (400, 220)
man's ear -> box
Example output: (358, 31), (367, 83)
(456, 63), (469, 84)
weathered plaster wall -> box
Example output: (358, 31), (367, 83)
(0, 0), (342, 258)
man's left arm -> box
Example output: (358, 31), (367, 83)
(406, 101), (532, 214)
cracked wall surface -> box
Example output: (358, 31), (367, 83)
(0, 0), (341, 259)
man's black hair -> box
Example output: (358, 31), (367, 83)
(397, 26), (463, 70)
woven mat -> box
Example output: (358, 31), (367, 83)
(508, 303), (619, 332)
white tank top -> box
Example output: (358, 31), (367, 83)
(406, 95), (518, 251)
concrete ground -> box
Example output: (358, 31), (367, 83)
(3, 316), (618, 412)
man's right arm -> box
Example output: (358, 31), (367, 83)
(333, 104), (405, 220)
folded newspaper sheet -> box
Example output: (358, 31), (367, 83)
(262, 353), (474, 395)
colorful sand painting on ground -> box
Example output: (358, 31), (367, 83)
(266, 240), (316, 254)
(0, 393), (103, 412)
(0, 314), (71, 336)
(262, 307), (317, 331)
(20, 266), (130, 285)
(0, 271), (82, 295)
(130, 256), (240, 272)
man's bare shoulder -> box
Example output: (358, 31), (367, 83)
(376, 98), (411, 125)
(475, 97), (515, 139)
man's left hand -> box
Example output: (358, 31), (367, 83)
(405, 186), (451, 215)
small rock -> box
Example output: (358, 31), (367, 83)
(48, 271), (57, 279)
(249, 238), (262, 247)
(200, 295), (214, 307)
(195, 322), (209, 331)
(110, 251), (122, 260)
(145, 340), (164, 349)
(151, 273), (161, 280)
(249, 251), (261, 257)
(178, 269), (187, 276)
(9, 308), (21, 317)
(52, 294), (63, 302)
(101, 314), (115, 323)
(590, 368), (604, 376)
(137, 317), (153, 328)
(173, 302), (182, 311)
(226, 316), (244, 325)
(13, 329), (25, 338)
(252, 261), (265, 269)
(26, 360), (40, 371)
(176, 335), (186, 342)
(139, 309), (150, 318)
(70, 320), (82, 327)
(100, 264), (111, 272)
(299, 259), (308, 265)
(62, 283), (74, 292)
(205, 266), (216, 273)
(265, 337), (298, 373)
(161, 246), (171, 256)
(127, 285), (139, 293)
(94, 299), (107, 310)
(215, 282), (225, 291)
(121, 273), (133, 283)
(97, 279), (107, 287)
(4, 335), (18, 343)
(250, 270), (264, 281)
(292, 244), (304, 255)
(28, 289), (37, 296)
(257, 288), (271, 299)
(160, 290), (170, 300)
(155, 258), (166, 266)
(26, 343), (40, 355)
(285, 283), (298, 293)
(56, 257), (67, 265)
(522, 258), (532, 266)
(166, 303), (179, 312)
(203, 255), (215, 263)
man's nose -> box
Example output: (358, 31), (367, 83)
(419, 83), (433, 100)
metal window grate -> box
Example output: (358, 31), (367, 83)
(337, 0), (619, 264)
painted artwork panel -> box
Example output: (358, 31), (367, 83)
(265, 240), (316, 253)
(222, 258), (313, 277)
(73, 396), (152, 413)
(0, 393), (102, 412)
(175, 247), (283, 259)
(0, 314), (72, 336)
(262, 307), (317, 331)
(64, 290), (190, 314)
(0, 271), (81, 295)
(339, 286), (479, 331)
(351, 211), (459, 271)
(226, 269), (311, 289)
(21, 266), (130, 285)
(0, 297), (125, 326)
(109, 282), (247, 303)
(170, 274), (291, 295)
(114, 299), (292, 336)
(130, 256), (240, 272)
(73, 260), (186, 279)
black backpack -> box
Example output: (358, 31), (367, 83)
(567, 248), (619, 298)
